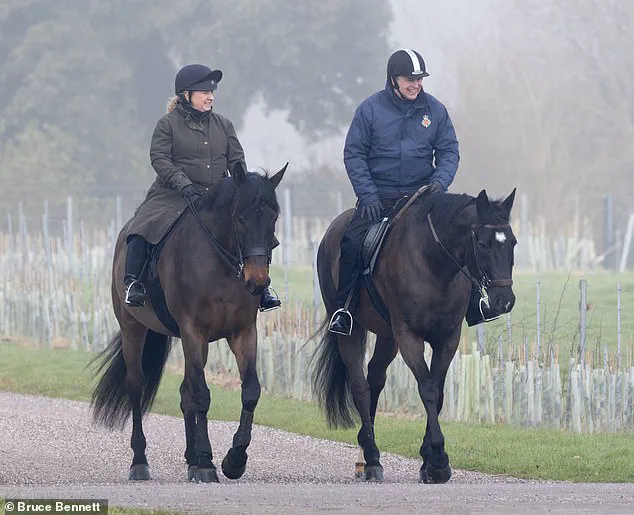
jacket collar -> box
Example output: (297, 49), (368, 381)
(384, 80), (428, 114)
(175, 101), (211, 124)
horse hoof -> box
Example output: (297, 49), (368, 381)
(354, 462), (365, 480)
(193, 467), (219, 483)
(421, 463), (451, 484)
(221, 456), (247, 480)
(128, 464), (151, 481)
(364, 465), (384, 482)
(187, 465), (197, 481)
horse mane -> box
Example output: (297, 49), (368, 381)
(413, 191), (511, 233)
(413, 193), (474, 230)
(200, 172), (280, 217)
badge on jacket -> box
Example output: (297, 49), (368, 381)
(422, 115), (431, 128)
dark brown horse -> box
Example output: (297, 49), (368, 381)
(91, 163), (287, 482)
(312, 188), (516, 483)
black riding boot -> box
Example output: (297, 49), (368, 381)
(328, 258), (359, 336)
(465, 285), (502, 326)
(124, 235), (148, 307)
(259, 287), (281, 312)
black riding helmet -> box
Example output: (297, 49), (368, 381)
(386, 49), (430, 81)
(174, 64), (223, 95)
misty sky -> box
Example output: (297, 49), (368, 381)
(239, 0), (464, 173)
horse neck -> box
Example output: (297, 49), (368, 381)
(196, 197), (236, 249)
(408, 210), (471, 285)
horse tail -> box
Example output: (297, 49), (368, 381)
(310, 321), (363, 429)
(91, 330), (172, 429)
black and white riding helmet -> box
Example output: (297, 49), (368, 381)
(386, 49), (430, 81)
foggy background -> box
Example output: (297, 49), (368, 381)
(0, 0), (632, 265)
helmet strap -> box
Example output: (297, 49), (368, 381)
(390, 76), (404, 100)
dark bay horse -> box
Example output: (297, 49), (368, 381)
(312, 188), (516, 483)
(91, 163), (287, 482)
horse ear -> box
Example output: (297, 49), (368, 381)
(232, 162), (246, 186)
(475, 189), (490, 218)
(269, 162), (288, 189)
(502, 187), (516, 215)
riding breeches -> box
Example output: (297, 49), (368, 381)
(336, 198), (398, 310)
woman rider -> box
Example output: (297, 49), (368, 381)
(123, 64), (281, 311)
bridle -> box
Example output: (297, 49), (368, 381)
(470, 223), (514, 288)
(427, 214), (514, 294)
(188, 197), (272, 280)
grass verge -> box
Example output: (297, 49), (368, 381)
(1, 342), (633, 482)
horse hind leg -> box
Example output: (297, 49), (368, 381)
(340, 328), (383, 482)
(119, 316), (151, 480)
(354, 336), (398, 478)
(222, 325), (260, 480)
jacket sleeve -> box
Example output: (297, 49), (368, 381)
(431, 105), (460, 190)
(343, 103), (379, 205)
(149, 117), (192, 191)
(225, 119), (246, 176)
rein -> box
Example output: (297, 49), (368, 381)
(188, 201), (244, 278)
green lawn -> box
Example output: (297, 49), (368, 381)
(1, 342), (634, 482)
(271, 266), (634, 361)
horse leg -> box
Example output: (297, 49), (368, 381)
(180, 342), (210, 480)
(418, 328), (461, 484)
(221, 324), (260, 480)
(354, 336), (397, 478)
(119, 313), (152, 480)
(180, 334), (218, 483)
(338, 327), (383, 482)
(396, 327), (451, 484)
(180, 379), (197, 478)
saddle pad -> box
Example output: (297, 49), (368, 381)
(141, 217), (183, 337)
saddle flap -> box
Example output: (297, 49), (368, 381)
(360, 218), (391, 274)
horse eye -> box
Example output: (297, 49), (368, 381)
(237, 216), (247, 225)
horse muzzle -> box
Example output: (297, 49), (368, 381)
(243, 255), (270, 296)
(489, 288), (515, 314)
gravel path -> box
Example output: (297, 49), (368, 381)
(1, 391), (633, 514)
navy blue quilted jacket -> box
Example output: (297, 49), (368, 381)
(343, 82), (460, 204)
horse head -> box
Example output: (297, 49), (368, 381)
(465, 188), (517, 315)
(231, 162), (287, 295)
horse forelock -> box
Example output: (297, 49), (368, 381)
(482, 197), (512, 225)
(237, 172), (279, 214)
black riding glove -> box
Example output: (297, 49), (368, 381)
(181, 184), (203, 211)
(359, 199), (383, 222)
(427, 180), (444, 195)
